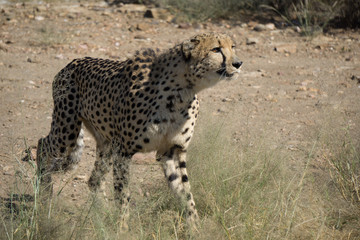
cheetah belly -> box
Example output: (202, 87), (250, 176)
(140, 112), (194, 154)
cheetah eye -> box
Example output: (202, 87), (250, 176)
(231, 45), (236, 49)
(210, 47), (221, 53)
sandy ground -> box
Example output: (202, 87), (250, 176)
(0, 1), (359, 236)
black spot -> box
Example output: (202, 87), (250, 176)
(182, 175), (188, 182)
(144, 138), (150, 143)
(114, 183), (123, 192)
(60, 147), (66, 153)
(68, 133), (76, 140)
(186, 193), (192, 200)
(168, 173), (178, 182)
(179, 162), (186, 168)
(185, 137), (191, 142)
(135, 145), (143, 150)
(182, 128), (189, 135)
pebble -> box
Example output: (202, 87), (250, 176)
(240, 23), (247, 28)
(222, 97), (233, 102)
(253, 24), (266, 32)
(136, 23), (151, 31)
(265, 23), (276, 30)
(274, 43), (297, 54)
(246, 37), (259, 45)
(0, 43), (8, 52)
(74, 175), (87, 181)
(55, 54), (65, 59)
(144, 8), (173, 21)
(351, 75), (360, 83)
(3, 165), (14, 175)
(35, 16), (45, 21)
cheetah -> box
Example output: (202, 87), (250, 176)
(35, 32), (242, 228)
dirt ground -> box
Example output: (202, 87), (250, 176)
(0, 1), (359, 237)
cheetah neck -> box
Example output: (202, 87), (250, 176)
(150, 45), (197, 108)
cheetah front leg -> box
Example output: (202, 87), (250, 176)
(112, 150), (131, 231)
(160, 146), (199, 227)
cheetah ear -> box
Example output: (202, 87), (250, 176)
(181, 38), (199, 61)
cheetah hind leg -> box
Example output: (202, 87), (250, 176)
(36, 128), (84, 198)
(112, 149), (132, 232)
(36, 137), (54, 197)
(84, 121), (113, 198)
(87, 139), (112, 197)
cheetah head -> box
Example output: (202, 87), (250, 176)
(181, 33), (242, 92)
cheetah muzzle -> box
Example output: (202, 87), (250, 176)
(34, 32), (242, 230)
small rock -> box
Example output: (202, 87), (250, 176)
(340, 82), (351, 88)
(136, 23), (151, 31)
(274, 43), (297, 54)
(192, 23), (203, 29)
(297, 86), (307, 91)
(246, 37), (259, 45)
(74, 175), (87, 181)
(144, 8), (173, 21)
(265, 23), (276, 30)
(3, 165), (14, 175)
(240, 23), (248, 28)
(222, 97), (233, 102)
(0, 43), (8, 52)
(178, 23), (192, 29)
(119, 4), (147, 14)
(351, 75), (360, 83)
(35, 16), (44, 21)
(36, 5), (47, 12)
(78, 43), (88, 50)
(253, 24), (266, 31)
(265, 94), (277, 102)
(293, 26), (301, 33)
(134, 35), (147, 40)
(308, 87), (320, 93)
(55, 54), (65, 60)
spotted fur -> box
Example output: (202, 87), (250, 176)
(35, 32), (242, 228)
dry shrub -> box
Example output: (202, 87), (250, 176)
(327, 131), (360, 207)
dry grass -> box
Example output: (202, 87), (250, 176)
(1, 114), (360, 239)
(161, 0), (359, 33)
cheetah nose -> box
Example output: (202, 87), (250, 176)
(232, 61), (243, 69)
